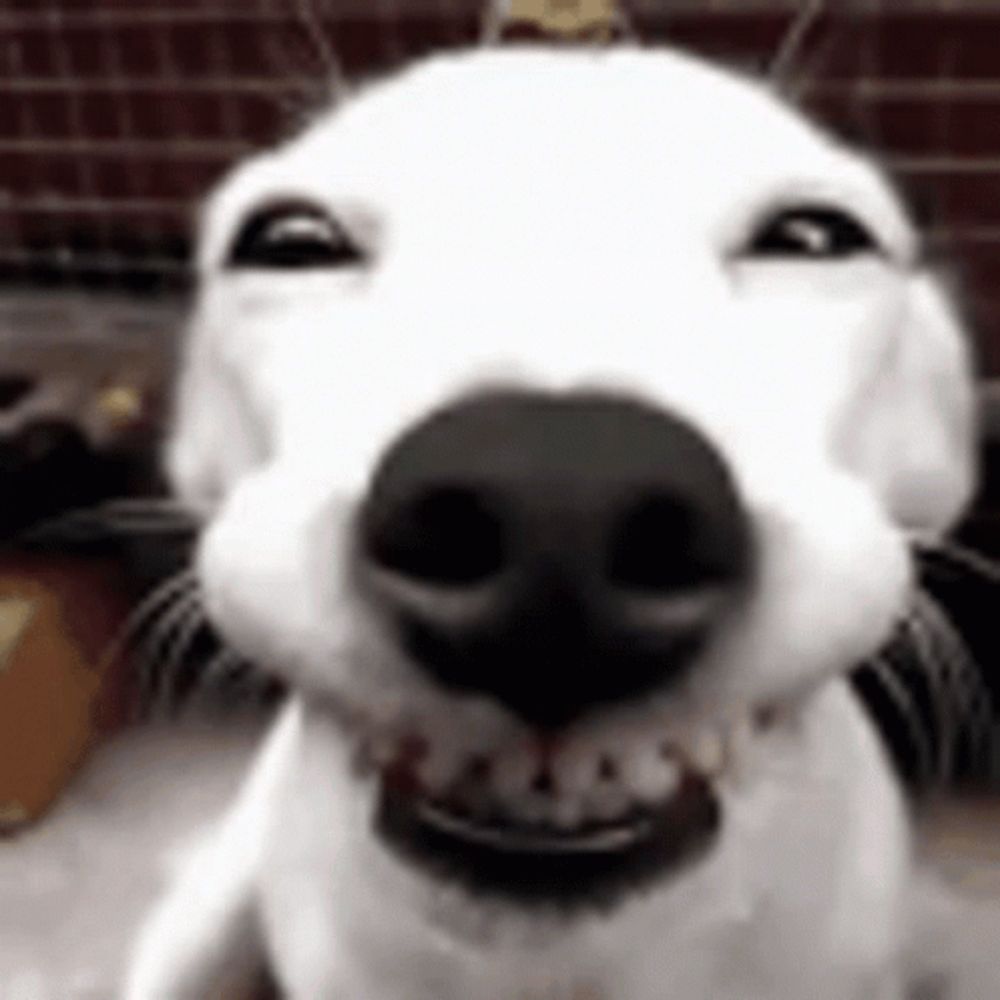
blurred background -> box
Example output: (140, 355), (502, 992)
(2, 1), (1000, 997)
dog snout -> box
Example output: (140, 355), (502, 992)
(358, 391), (754, 726)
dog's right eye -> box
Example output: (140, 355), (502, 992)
(227, 202), (366, 270)
(742, 205), (882, 260)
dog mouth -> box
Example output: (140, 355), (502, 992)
(369, 718), (756, 908)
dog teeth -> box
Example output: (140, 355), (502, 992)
(583, 780), (632, 823)
(416, 743), (463, 795)
(380, 706), (771, 834)
(551, 747), (598, 799)
(621, 751), (682, 805)
(679, 727), (726, 777)
(492, 744), (539, 804)
(515, 790), (555, 826)
(550, 795), (585, 831)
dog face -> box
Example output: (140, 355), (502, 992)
(169, 49), (974, 910)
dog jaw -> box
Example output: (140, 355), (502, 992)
(253, 682), (910, 998)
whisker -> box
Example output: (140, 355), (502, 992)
(210, 648), (255, 691)
(918, 537), (1000, 585)
(156, 597), (210, 708)
(900, 588), (998, 783)
(104, 517), (197, 536)
(768, 0), (825, 91)
(920, 589), (993, 704)
(76, 497), (190, 518)
(901, 601), (958, 782)
(259, 12), (331, 121)
(862, 652), (937, 783)
(139, 586), (208, 714)
(187, 644), (276, 710)
(93, 497), (193, 514)
(292, 0), (347, 103)
(138, 584), (204, 676)
(18, 497), (199, 544)
(98, 566), (200, 685)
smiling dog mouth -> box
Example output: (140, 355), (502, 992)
(371, 724), (741, 907)
(357, 391), (761, 905)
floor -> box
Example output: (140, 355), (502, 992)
(0, 712), (269, 1000)
(1, 709), (1000, 999)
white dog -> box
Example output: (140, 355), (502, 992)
(125, 45), (976, 1000)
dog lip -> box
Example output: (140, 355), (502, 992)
(374, 764), (721, 908)
(413, 798), (654, 855)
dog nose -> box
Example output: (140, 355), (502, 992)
(359, 391), (753, 727)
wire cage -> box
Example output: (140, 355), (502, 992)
(1, 0), (1000, 373)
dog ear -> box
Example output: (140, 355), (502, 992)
(165, 326), (268, 516)
(869, 273), (977, 536)
(166, 158), (277, 514)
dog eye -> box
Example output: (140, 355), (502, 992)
(227, 202), (366, 269)
(743, 205), (880, 259)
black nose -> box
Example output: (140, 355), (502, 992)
(358, 391), (753, 727)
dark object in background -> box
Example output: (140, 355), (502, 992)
(0, 329), (175, 830)
(0, 418), (125, 539)
(0, 340), (166, 541)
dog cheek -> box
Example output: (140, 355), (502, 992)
(698, 462), (913, 708)
(831, 274), (975, 537)
(195, 466), (345, 680)
(890, 274), (976, 534)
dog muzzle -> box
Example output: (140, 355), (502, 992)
(357, 390), (754, 905)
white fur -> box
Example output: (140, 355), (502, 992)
(125, 47), (975, 999)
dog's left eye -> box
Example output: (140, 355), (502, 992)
(742, 205), (881, 259)
(227, 202), (366, 269)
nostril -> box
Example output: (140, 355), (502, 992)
(365, 485), (506, 586)
(606, 493), (746, 593)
